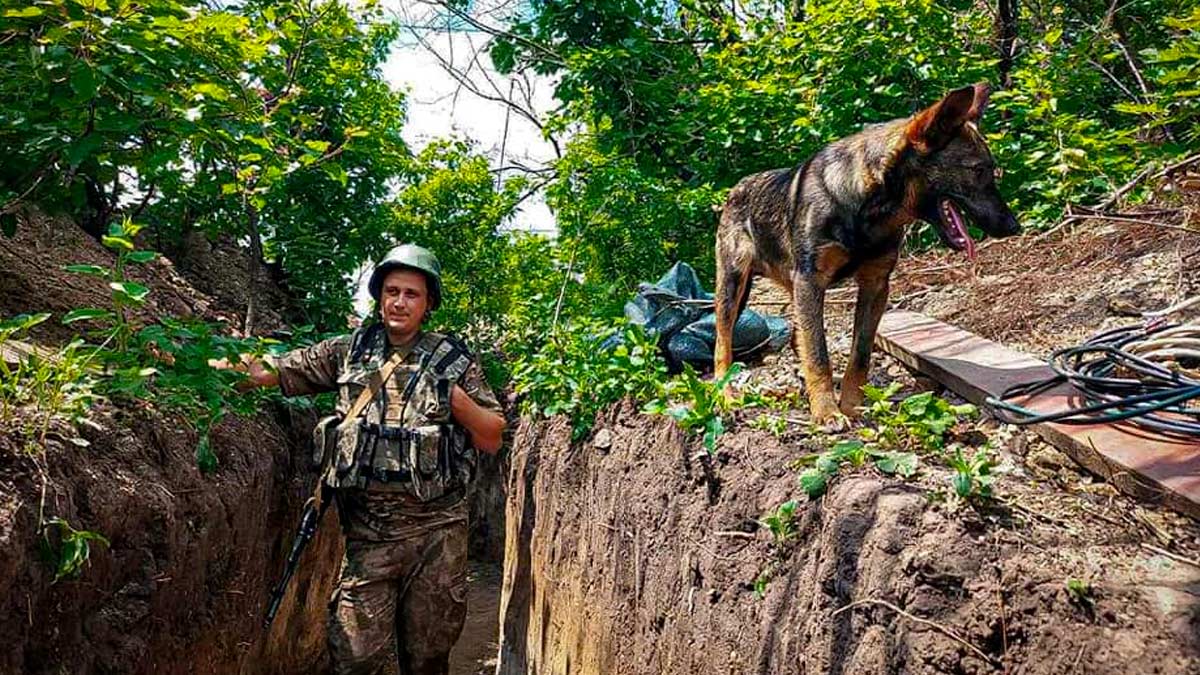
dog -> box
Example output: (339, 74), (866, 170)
(713, 83), (1021, 425)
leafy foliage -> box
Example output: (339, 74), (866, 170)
(513, 320), (668, 440)
(947, 447), (998, 502)
(1142, 7), (1200, 145)
(40, 517), (109, 583)
(759, 499), (799, 544)
(643, 362), (741, 454)
(63, 217), (155, 352)
(860, 383), (978, 452)
(1066, 577), (1095, 608)
(0, 314), (99, 451)
(749, 412), (788, 437)
(136, 318), (275, 473)
(55, 219), (272, 471)
(487, 0), (1200, 306)
(0, 0), (410, 332)
(793, 439), (919, 500)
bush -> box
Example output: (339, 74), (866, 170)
(512, 320), (667, 440)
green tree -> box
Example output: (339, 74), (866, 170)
(1, 0), (411, 332)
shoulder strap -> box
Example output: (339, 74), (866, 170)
(429, 335), (473, 383)
(340, 350), (405, 428)
(348, 323), (384, 364)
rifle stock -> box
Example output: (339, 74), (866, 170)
(263, 491), (330, 629)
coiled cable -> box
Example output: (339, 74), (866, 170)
(987, 299), (1200, 438)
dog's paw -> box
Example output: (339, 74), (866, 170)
(812, 409), (852, 433)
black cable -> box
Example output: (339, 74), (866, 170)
(986, 321), (1200, 438)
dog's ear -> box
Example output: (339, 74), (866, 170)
(905, 85), (977, 153)
(967, 82), (990, 122)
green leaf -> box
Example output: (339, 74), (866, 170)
(64, 135), (103, 168)
(192, 83), (230, 101)
(70, 66), (99, 100)
(4, 6), (44, 17)
(952, 472), (973, 498)
(63, 264), (109, 277)
(303, 139), (331, 154)
(900, 392), (933, 417)
(101, 235), (134, 251)
(126, 251), (156, 264)
(110, 281), (150, 303)
(799, 468), (827, 499)
(874, 451), (918, 477)
(861, 384), (886, 402)
(62, 308), (115, 324)
(829, 439), (864, 459)
(322, 163), (348, 187)
(815, 454), (840, 474)
(0, 312), (51, 333)
(196, 433), (218, 474)
(703, 415), (725, 454)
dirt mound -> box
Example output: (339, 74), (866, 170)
(890, 217), (1199, 357)
(0, 211), (289, 344)
(498, 402), (1200, 674)
(0, 213), (338, 674)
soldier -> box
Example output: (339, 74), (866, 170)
(231, 244), (505, 675)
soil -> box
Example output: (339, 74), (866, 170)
(889, 218), (1200, 357)
(498, 401), (1200, 674)
(450, 562), (505, 675)
(4, 173), (1198, 674)
(0, 212), (338, 674)
(497, 180), (1200, 674)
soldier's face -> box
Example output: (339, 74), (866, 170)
(380, 269), (429, 338)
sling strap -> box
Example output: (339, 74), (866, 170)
(311, 349), (406, 510)
(340, 349), (406, 430)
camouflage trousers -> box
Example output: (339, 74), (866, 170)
(327, 519), (469, 675)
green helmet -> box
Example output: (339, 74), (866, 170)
(368, 243), (443, 310)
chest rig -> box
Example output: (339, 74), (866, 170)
(313, 324), (476, 500)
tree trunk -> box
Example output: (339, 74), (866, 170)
(791, 0), (807, 23)
(243, 204), (262, 336)
(996, 0), (1019, 89)
(80, 176), (113, 240)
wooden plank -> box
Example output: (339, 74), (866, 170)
(875, 310), (1200, 519)
(1, 338), (58, 367)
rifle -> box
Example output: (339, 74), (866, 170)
(263, 489), (331, 629)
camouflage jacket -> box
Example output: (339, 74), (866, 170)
(273, 324), (502, 501)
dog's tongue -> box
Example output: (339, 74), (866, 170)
(944, 200), (976, 261)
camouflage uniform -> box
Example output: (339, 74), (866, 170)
(274, 324), (502, 675)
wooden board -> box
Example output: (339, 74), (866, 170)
(875, 310), (1200, 519)
(0, 338), (57, 367)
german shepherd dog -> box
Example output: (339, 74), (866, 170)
(713, 83), (1021, 425)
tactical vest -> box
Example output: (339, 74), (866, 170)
(313, 325), (476, 500)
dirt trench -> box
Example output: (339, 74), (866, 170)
(492, 184), (1200, 675)
(496, 403), (1200, 675)
(0, 213), (511, 674)
(0, 213), (344, 674)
